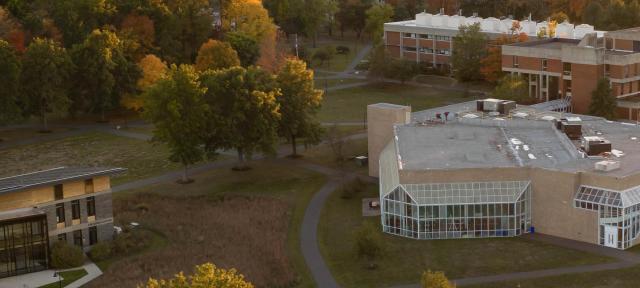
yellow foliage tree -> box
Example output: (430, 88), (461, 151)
(137, 54), (168, 91)
(421, 270), (455, 288)
(140, 263), (254, 288)
(195, 39), (240, 71)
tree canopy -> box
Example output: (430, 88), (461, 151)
(365, 3), (394, 45)
(195, 39), (241, 71)
(492, 74), (532, 104)
(141, 263), (254, 288)
(421, 270), (455, 288)
(451, 23), (487, 82)
(226, 32), (260, 67)
(0, 40), (21, 125)
(589, 78), (616, 120)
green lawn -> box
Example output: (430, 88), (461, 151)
(39, 269), (87, 288)
(303, 136), (368, 174)
(318, 183), (615, 288)
(318, 82), (474, 123)
(309, 39), (365, 72)
(0, 127), (72, 143)
(95, 161), (326, 288)
(316, 77), (368, 88)
(0, 132), (201, 185)
(467, 265), (640, 288)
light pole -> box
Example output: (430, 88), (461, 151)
(53, 271), (62, 288)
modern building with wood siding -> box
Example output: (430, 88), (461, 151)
(0, 167), (124, 278)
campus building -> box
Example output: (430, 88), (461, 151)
(383, 12), (592, 69)
(502, 28), (640, 117)
(0, 167), (123, 278)
(369, 100), (640, 250)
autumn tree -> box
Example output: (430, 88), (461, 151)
(365, 3), (394, 45)
(142, 65), (208, 183)
(354, 221), (385, 261)
(276, 58), (324, 157)
(195, 39), (240, 71)
(141, 263), (253, 288)
(226, 32), (260, 67)
(480, 28), (528, 84)
(589, 78), (616, 120)
(137, 54), (168, 91)
(120, 13), (155, 56)
(492, 74), (532, 104)
(451, 23), (487, 82)
(200, 66), (281, 170)
(421, 270), (455, 288)
(0, 40), (22, 125)
(21, 38), (73, 132)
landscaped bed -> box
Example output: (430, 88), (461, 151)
(318, 82), (473, 123)
(318, 183), (615, 288)
(87, 161), (325, 288)
(0, 132), (215, 185)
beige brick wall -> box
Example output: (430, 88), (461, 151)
(367, 104), (411, 177)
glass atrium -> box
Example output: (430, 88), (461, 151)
(0, 215), (49, 278)
(381, 181), (532, 239)
(574, 185), (640, 249)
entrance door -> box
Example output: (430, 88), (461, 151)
(604, 225), (618, 248)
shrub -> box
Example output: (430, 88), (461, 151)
(340, 177), (366, 199)
(112, 230), (152, 255)
(50, 241), (84, 269)
(354, 221), (385, 261)
(421, 270), (455, 288)
(89, 242), (112, 262)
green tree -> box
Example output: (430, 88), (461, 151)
(141, 263), (254, 288)
(21, 38), (73, 132)
(71, 29), (119, 121)
(365, 3), (394, 45)
(582, 1), (604, 28)
(142, 65), (209, 183)
(226, 32), (260, 67)
(336, 0), (370, 38)
(421, 270), (455, 288)
(200, 66), (281, 170)
(451, 23), (487, 82)
(156, 0), (213, 64)
(0, 40), (22, 125)
(367, 44), (390, 79)
(276, 58), (324, 157)
(589, 78), (616, 120)
(354, 221), (384, 261)
(195, 39), (240, 71)
(313, 45), (335, 68)
(388, 58), (418, 84)
(301, 0), (337, 47)
(51, 0), (116, 47)
(492, 74), (532, 104)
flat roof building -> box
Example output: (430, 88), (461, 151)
(369, 100), (640, 250)
(0, 167), (123, 278)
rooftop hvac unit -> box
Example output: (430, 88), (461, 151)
(482, 98), (501, 112)
(595, 160), (620, 172)
(561, 123), (582, 140)
(497, 101), (516, 115)
(582, 136), (612, 156)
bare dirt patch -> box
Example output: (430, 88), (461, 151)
(88, 193), (296, 288)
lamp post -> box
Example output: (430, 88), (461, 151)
(53, 271), (62, 288)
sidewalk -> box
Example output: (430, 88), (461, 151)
(0, 261), (101, 288)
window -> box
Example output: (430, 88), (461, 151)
(436, 35), (450, 41)
(605, 64), (610, 76)
(89, 227), (97, 245)
(87, 197), (96, 217)
(403, 46), (416, 52)
(436, 49), (450, 55)
(54, 184), (63, 200)
(84, 179), (94, 193)
(563, 62), (571, 75)
(71, 200), (80, 221)
(419, 47), (433, 54)
(57, 233), (66, 242)
(403, 33), (415, 38)
(419, 34), (433, 39)
(625, 65), (630, 78)
(513, 56), (519, 68)
(542, 59), (548, 71)
(73, 230), (83, 247)
(606, 38), (613, 50)
(55, 204), (65, 224)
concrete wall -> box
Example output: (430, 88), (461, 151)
(368, 104), (411, 177)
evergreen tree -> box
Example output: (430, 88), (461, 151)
(589, 78), (616, 120)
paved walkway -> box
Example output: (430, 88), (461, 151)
(392, 233), (640, 288)
(0, 261), (101, 288)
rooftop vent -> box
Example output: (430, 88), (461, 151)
(476, 99), (515, 115)
(555, 117), (582, 140)
(582, 136), (612, 156)
(595, 160), (620, 172)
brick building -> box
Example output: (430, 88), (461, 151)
(0, 167), (123, 278)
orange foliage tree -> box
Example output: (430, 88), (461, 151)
(480, 21), (528, 84)
(120, 13), (155, 55)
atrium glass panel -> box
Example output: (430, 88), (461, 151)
(0, 216), (49, 278)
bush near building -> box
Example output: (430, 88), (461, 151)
(50, 241), (84, 269)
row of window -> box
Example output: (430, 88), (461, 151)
(57, 226), (98, 247)
(403, 33), (451, 41)
(56, 197), (96, 224)
(54, 179), (94, 201)
(403, 47), (451, 55)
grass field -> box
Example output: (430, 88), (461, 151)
(89, 161), (325, 288)
(309, 39), (365, 72)
(39, 269), (87, 288)
(303, 136), (368, 174)
(318, 183), (614, 288)
(318, 82), (474, 123)
(0, 127), (72, 143)
(0, 132), (188, 185)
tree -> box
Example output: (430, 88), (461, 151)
(492, 74), (532, 104)
(276, 58), (324, 157)
(301, 0), (337, 47)
(451, 23), (487, 82)
(313, 45), (335, 68)
(0, 40), (22, 125)
(388, 58), (418, 84)
(550, 11), (568, 23)
(200, 66), (281, 170)
(421, 270), (455, 288)
(120, 12), (155, 56)
(336, 0), (369, 39)
(137, 54), (168, 91)
(365, 3), (394, 45)
(142, 65), (208, 183)
(21, 38), (73, 132)
(582, 1), (604, 28)
(226, 31), (260, 67)
(195, 39), (240, 71)
(156, 0), (213, 64)
(141, 263), (253, 288)
(368, 44), (390, 79)
(480, 31), (528, 84)
(589, 78), (616, 120)
(71, 29), (119, 121)
(51, 0), (116, 47)
(354, 221), (384, 261)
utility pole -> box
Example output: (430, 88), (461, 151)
(294, 34), (299, 58)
